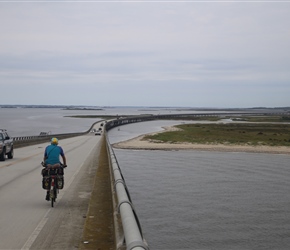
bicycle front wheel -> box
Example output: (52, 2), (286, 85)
(54, 187), (57, 201)
(50, 189), (54, 207)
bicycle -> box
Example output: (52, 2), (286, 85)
(41, 162), (67, 207)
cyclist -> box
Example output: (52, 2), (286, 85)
(43, 137), (67, 201)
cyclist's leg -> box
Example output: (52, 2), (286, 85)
(45, 190), (50, 201)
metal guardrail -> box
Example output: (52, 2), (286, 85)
(11, 121), (101, 148)
(106, 134), (149, 250)
(12, 132), (85, 148)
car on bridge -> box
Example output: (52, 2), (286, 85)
(0, 129), (14, 161)
(95, 130), (102, 136)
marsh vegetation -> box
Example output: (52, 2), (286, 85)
(144, 122), (290, 147)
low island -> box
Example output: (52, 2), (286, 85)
(113, 116), (290, 154)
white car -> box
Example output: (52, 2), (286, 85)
(95, 130), (102, 136)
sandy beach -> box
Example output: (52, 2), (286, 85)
(112, 126), (290, 154)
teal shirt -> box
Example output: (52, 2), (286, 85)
(44, 145), (64, 165)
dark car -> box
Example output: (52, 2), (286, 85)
(0, 129), (14, 161)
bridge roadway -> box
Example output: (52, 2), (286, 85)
(0, 131), (115, 249)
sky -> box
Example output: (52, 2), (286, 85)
(0, 0), (290, 108)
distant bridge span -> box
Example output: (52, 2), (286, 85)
(105, 111), (289, 131)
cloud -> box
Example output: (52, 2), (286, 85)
(0, 2), (290, 107)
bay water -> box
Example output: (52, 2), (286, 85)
(108, 122), (290, 250)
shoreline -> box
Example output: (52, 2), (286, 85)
(112, 126), (290, 154)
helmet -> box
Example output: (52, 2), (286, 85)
(51, 137), (58, 145)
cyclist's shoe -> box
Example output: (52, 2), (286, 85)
(45, 192), (50, 201)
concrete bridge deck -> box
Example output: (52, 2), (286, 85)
(0, 122), (146, 249)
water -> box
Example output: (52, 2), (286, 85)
(2, 107), (290, 249)
(108, 123), (290, 250)
(0, 108), (101, 136)
(0, 106), (220, 137)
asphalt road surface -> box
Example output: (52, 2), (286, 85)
(0, 132), (102, 250)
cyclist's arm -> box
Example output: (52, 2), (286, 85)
(43, 149), (48, 163)
(61, 154), (67, 166)
(59, 147), (66, 166)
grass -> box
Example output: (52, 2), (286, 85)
(144, 123), (290, 147)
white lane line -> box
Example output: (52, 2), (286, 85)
(21, 213), (50, 250)
(21, 136), (99, 250)
(20, 167), (83, 250)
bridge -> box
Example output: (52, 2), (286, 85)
(1, 111), (288, 249)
